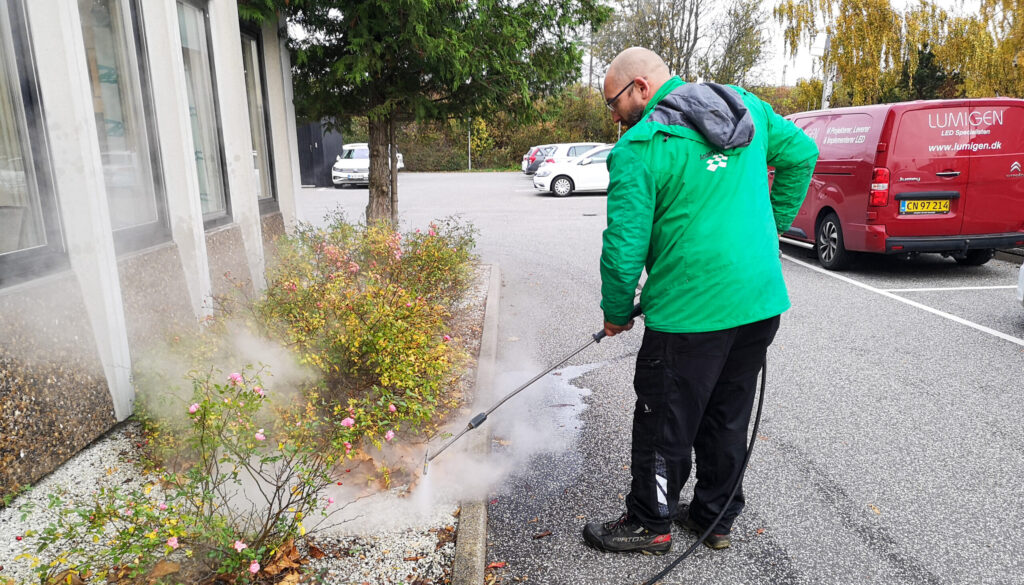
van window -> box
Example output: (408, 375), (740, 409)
(892, 107), (970, 158)
(971, 105), (1023, 155)
(796, 114), (873, 160)
(343, 147), (369, 160)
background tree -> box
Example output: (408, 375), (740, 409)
(775, 0), (1021, 106)
(592, 0), (707, 81)
(281, 0), (609, 223)
(775, 0), (903, 105)
(698, 0), (769, 86)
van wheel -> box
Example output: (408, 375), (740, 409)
(551, 176), (574, 197)
(955, 249), (994, 266)
(817, 212), (851, 270)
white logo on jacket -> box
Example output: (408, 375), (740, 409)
(706, 154), (728, 171)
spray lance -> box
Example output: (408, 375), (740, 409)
(422, 304), (643, 475)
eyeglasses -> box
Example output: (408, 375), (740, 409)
(605, 80), (635, 112)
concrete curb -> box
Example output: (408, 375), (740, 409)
(451, 264), (500, 585)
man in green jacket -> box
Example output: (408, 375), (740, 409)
(582, 48), (818, 555)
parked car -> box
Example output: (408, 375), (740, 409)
(535, 142), (605, 169)
(533, 144), (612, 196)
(520, 147), (536, 173)
(1017, 262), (1024, 309)
(524, 144), (556, 175)
(781, 99), (1024, 270)
(331, 142), (404, 188)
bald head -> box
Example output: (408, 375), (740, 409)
(603, 47), (673, 126)
(605, 47), (671, 90)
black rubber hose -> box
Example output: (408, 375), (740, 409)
(637, 359), (768, 585)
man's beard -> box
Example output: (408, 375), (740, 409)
(622, 103), (645, 127)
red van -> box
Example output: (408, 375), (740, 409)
(781, 99), (1024, 269)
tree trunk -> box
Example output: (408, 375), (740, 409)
(389, 116), (398, 224)
(366, 117), (392, 223)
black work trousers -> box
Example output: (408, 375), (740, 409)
(625, 315), (780, 535)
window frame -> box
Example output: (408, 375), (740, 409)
(239, 23), (278, 215)
(178, 0), (231, 230)
(0, 0), (68, 288)
(93, 0), (172, 255)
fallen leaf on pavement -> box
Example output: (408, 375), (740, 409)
(489, 498), (499, 505)
(487, 562), (507, 569)
(869, 504), (881, 514)
(528, 517), (538, 523)
(308, 543), (326, 559)
(756, 528), (765, 535)
(532, 530), (552, 539)
(404, 556), (424, 562)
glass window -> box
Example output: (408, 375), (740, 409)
(343, 147), (369, 160)
(0, 0), (65, 285)
(177, 0), (228, 223)
(78, 0), (166, 243)
(240, 31), (274, 205)
(0, 6), (44, 255)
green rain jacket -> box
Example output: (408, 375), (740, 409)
(600, 76), (818, 332)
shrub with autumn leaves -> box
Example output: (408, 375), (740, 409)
(254, 215), (477, 449)
(9, 216), (477, 584)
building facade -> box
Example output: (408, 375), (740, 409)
(0, 0), (302, 494)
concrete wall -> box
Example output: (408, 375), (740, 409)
(0, 2), (300, 495)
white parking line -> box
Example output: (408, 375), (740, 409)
(883, 285), (1017, 292)
(783, 255), (1024, 348)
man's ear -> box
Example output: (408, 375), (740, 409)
(635, 76), (651, 98)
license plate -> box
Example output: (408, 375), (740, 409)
(900, 199), (950, 215)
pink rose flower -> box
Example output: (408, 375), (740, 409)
(327, 497), (335, 506)
(228, 372), (243, 386)
(167, 536), (179, 549)
(388, 404), (396, 413)
(344, 441), (352, 454)
(234, 540), (247, 552)
(253, 386), (265, 397)
(255, 429), (265, 441)
(347, 261), (359, 273)
(385, 430), (395, 442)
(249, 561), (260, 574)
(158, 503), (168, 511)
(341, 417), (355, 427)
(443, 335), (452, 342)
(188, 403), (199, 414)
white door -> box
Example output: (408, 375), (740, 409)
(575, 149), (610, 191)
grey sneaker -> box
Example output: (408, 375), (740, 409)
(676, 506), (731, 549)
(582, 512), (672, 555)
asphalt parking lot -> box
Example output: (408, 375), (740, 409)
(298, 172), (1024, 585)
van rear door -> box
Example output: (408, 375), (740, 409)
(884, 105), (971, 237)
(961, 103), (1024, 235)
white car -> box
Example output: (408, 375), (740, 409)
(533, 145), (612, 197)
(1017, 262), (1024, 309)
(332, 142), (404, 188)
(535, 142), (605, 170)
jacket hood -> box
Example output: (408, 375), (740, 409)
(647, 82), (754, 151)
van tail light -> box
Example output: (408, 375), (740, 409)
(545, 158), (555, 164)
(869, 167), (890, 207)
